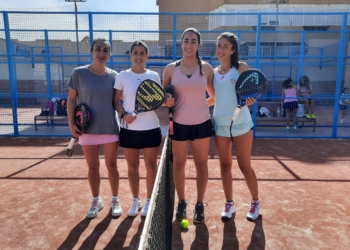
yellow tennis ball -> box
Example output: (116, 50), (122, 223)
(181, 219), (189, 229)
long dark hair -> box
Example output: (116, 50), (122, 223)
(283, 78), (293, 89)
(300, 75), (310, 90)
(216, 32), (240, 69)
(181, 28), (203, 75)
(90, 38), (111, 55)
(130, 40), (149, 54)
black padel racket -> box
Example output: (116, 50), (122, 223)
(231, 69), (267, 122)
(167, 85), (174, 135)
(132, 79), (165, 117)
(67, 103), (91, 157)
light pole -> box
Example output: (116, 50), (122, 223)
(65, 0), (86, 64)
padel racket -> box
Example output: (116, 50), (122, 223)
(231, 69), (267, 122)
(167, 85), (174, 135)
(132, 79), (165, 117)
(67, 103), (91, 157)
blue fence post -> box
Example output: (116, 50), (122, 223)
(88, 12), (93, 62)
(252, 13), (262, 136)
(297, 31), (306, 82)
(4, 12), (19, 136)
(332, 13), (348, 138)
(109, 30), (113, 69)
(44, 30), (52, 99)
(172, 14), (177, 62)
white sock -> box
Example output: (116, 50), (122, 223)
(112, 196), (119, 200)
(93, 196), (100, 201)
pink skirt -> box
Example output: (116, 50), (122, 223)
(78, 134), (119, 146)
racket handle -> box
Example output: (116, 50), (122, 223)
(67, 137), (75, 157)
(231, 107), (242, 122)
(169, 121), (174, 135)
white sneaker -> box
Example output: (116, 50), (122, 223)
(340, 119), (345, 124)
(128, 198), (142, 217)
(86, 198), (104, 218)
(141, 198), (151, 217)
(111, 198), (122, 217)
(247, 200), (260, 221)
(221, 201), (236, 220)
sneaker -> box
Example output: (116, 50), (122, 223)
(304, 114), (311, 119)
(176, 200), (187, 221)
(193, 202), (207, 224)
(111, 198), (122, 217)
(86, 198), (104, 218)
(221, 201), (236, 220)
(246, 200), (260, 221)
(128, 198), (142, 217)
(310, 114), (316, 119)
(141, 198), (150, 217)
(283, 127), (290, 132)
(293, 128), (297, 133)
(340, 119), (345, 124)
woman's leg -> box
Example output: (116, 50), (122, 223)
(143, 147), (159, 198)
(191, 137), (211, 203)
(310, 100), (315, 115)
(304, 100), (310, 114)
(102, 141), (119, 196)
(285, 108), (291, 127)
(292, 108), (297, 127)
(233, 130), (258, 200)
(82, 144), (102, 197)
(172, 140), (189, 201)
(214, 135), (233, 201)
(124, 148), (140, 198)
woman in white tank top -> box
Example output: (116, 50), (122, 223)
(207, 32), (261, 221)
(163, 28), (215, 224)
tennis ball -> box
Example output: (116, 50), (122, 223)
(181, 219), (189, 229)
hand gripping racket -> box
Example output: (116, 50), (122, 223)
(132, 79), (165, 117)
(167, 85), (174, 135)
(230, 69), (266, 141)
(231, 69), (267, 122)
(67, 103), (91, 157)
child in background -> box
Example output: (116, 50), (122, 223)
(282, 78), (298, 133)
(339, 87), (350, 124)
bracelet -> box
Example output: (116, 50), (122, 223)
(120, 111), (127, 119)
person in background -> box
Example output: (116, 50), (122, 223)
(297, 75), (316, 119)
(282, 78), (299, 133)
(67, 38), (121, 218)
(339, 87), (350, 124)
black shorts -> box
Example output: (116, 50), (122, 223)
(119, 127), (162, 149)
(283, 101), (299, 109)
(339, 104), (348, 110)
(171, 119), (215, 141)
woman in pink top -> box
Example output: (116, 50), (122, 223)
(163, 28), (214, 224)
(282, 78), (299, 133)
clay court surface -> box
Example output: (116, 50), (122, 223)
(1, 135), (350, 250)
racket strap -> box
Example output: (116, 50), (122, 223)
(229, 121), (234, 142)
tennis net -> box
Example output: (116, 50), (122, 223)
(138, 134), (175, 250)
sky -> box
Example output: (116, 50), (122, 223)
(0, 0), (159, 12)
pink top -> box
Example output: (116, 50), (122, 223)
(284, 88), (298, 103)
(171, 63), (210, 125)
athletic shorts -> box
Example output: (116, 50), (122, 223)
(283, 101), (299, 109)
(339, 104), (348, 110)
(79, 134), (119, 146)
(171, 119), (215, 141)
(119, 127), (162, 149)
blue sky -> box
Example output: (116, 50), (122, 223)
(0, 0), (159, 12)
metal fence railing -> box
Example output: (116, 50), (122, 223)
(0, 11), (349, 138)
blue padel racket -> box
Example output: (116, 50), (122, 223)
(67, 103), (91, 157)
(231, 69), (267, 122)
(167, 85), (174, 135)
(132, 79), (165, 117)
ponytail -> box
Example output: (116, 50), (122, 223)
(196, 51), (203, 75)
